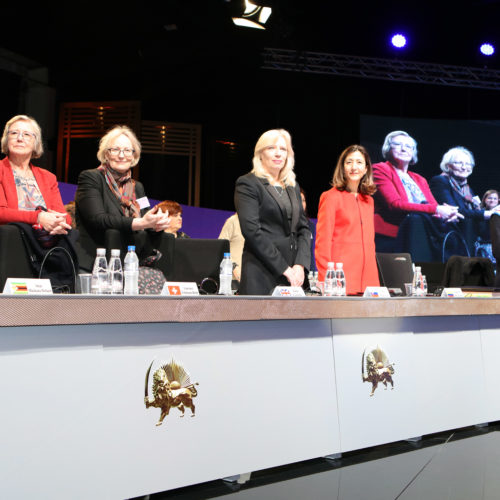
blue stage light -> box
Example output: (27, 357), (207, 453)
(391, 34), (407, 49)
(480, 43), (495, 56)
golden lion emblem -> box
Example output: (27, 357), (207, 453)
(362, 345), (395, 396)
(144, 358), (199, 426)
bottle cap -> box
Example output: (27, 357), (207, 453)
(111, 249), (120, 257)
(336, 262), (343, 268)
(96, 248), (105, 255)
(327, 262), (334, 268)
(128, 245), (136, 251)
(224, 252), (231, 258)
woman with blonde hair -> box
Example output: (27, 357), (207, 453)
(315, 145), (380, 295)
(234, 129), (311, 295)
(75, 125), (170, 271)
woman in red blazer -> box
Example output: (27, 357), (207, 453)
(372, 131), (462, 256)
(315, 145), (380, 295)
(0, 115), (71, 232)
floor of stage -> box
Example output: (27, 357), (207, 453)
(137, 423), (500, 500)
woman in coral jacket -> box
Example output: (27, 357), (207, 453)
(0, 114), (71, 231)
(315, 145), (380, 295)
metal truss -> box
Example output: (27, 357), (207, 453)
(262, 47), (500, 91)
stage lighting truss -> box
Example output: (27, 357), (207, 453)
(262, 47), (500, 91)
(232, 0), (272, 30)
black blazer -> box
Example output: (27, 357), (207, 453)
(429, 175), (484, 220)
(234, 173), (311, 295)
(75, 168), (149, 271)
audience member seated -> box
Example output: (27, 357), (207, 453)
(373, 130), (462, 262)
(75, 125), (171, 271)
(156, 200), (190, 239)
(300, 187), (317, 273)
(218, 213), (244, 282)
(475, 189), (500, 264)
(64, 201), (76, 229)
(430, 147), (500, 256)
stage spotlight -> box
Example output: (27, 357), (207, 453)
(232, 0), (272, 30)
(391, 34), (407, 49)
(480, 43), (495, 56)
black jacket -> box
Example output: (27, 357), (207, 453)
(234, 173), (311, 295)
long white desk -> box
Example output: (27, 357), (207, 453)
(0, 296), (499, 499)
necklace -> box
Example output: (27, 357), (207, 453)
(273, 185), (284, 196)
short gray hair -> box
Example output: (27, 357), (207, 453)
(97, 125), (141, 167)
(1, 115), (43, 158)
(440, 146), (475, 173)
(381, 130), (418, 165)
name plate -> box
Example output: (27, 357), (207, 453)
(161, 282), (200, 296)
(363, 286), (391, 298)
(3, 278), (53, 295)
(272, 286), (306, 297)
(441, 287), (464, 297)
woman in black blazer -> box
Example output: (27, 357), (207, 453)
(234, 129), (311, 295)
(75, 125), (170, 271)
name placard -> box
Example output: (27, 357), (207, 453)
(441, 287), (464, 298)
(272, 286), (306, 297)
(363, 286), (391, 298)
(161, 282), (200, 296)
(3, 278), (53, 295)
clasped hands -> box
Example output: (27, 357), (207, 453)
(434, 203), (464, 223)
(283, 264), (305, 287)
(38, 209), (72, 235)
(137, 205), (171, 231)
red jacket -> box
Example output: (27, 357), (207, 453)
(0, 157), (70, 225)
(373, 161), (438, 238)
(315, 187), (379, 295)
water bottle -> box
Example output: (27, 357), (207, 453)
(124, 245), (139, 295)
(91, 248), (108, 294)
(324, 262), (335, 296)
(219, 252), (233, 295)
(108, 249), (123, 294)
(335, 262), (346, 296)
(412, 266), (424, 297)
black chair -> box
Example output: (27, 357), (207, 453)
(376, 252), (413, 295)
(169, 238), (229, 291)
(441, 255), (495, 288)
(0, 225), (36, 290)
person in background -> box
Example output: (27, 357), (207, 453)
(218, 213), (244, 281)
(482, 189), (499, 211)
(234, 128), (311, 295)
(315, 145), (379, 295)
(156, 200), (190, 238)
(64, 201), (76, 229)
(475, 189), (500, 264)
(373, 130), (462, 261)
(300, 187), (317, 273)
(75, 125), (170, 271)
(0, 114), (71, 232)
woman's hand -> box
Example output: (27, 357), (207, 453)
(484, 206), (500, 220)
(132, 207), (171, 231)
(283, 265), (304, 287)
(435, 203), (463, 222)
(39, 210), (72, 235)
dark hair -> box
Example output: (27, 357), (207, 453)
(481, 189), (499, 209)
(156, 200), (182, 216)
(332, 145), (376, 195)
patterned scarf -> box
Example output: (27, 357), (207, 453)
(445, 173), (480, 210)
(98, 164), (140, 218)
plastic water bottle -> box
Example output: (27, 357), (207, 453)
(218, 252), (233, 295)
(124, 245), (139, 295)
(324, 262), (335, 296)
(412, 266), (424, 297)
(335, 262), (346, 296)
(108, 249), (123, 294)
(91, 248), (108, 294)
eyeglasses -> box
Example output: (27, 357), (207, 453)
(451, 161), (472, 169)
(390, 141), (415, 151)
(107, 147), (135, 157)
(8, 130), (35, 141)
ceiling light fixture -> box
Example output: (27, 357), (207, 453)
(232, 0), (272, 30)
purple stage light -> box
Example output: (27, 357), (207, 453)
(480, 43), (495, 56)
(391, 34), (407, 49)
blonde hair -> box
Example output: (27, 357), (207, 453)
(251, 129), (296, 187)
(1, 115), (43, 158)
(97, 125), (141, 167)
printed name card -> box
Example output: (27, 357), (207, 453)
(3, 278), (53, 295)
(440, 288), (464, 298)
(272, 286), (306, 297)
(161, 282), (200, 296)
(363, 286), (391, 298)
